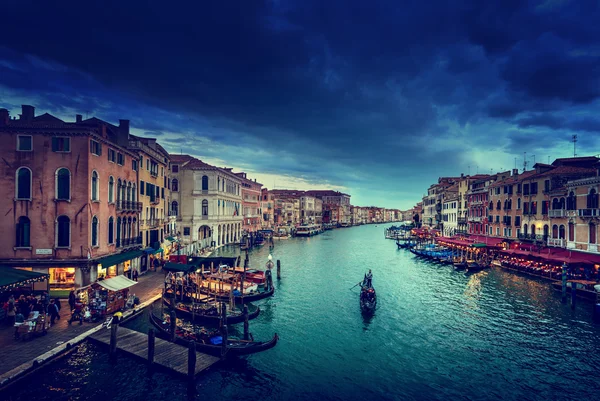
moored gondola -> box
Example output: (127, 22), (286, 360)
(149, 308), (278, 357)
(197, 286), (275, 303)
(162, 296), (261, 324)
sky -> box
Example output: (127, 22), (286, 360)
(1, 0), (600, 210)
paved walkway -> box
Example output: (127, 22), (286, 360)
(0, 270), (165, 377)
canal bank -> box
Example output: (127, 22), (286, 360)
(3, 223), (600, 401)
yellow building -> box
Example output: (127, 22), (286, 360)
(127, 135), (171, 272)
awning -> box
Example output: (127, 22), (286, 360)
(0, 266), (49, 292)
(96, 250), (144, 267)
(165, 236), (178, 242)
(143, 247), (163, 255)
(97, 275), (138, 292)
(188, 256), (238, 268)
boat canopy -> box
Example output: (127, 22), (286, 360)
(97, 275), (138, 292)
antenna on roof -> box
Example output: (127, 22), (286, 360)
(531, 154), (536, 165)
(523, 152), (527, 172)
(572, 134), (577, 157)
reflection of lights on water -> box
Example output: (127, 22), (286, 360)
(463, 272), (486, 306)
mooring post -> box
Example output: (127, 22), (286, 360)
(561, 263), (567, 303)
(187, 340), (196, 381)
(148, 328), (155, 366)
(571, 281), (577, 309)
(109, 322), (119, 362)
(170, 310), (176, 342)
(277, 259), (281, 280)
(221, 302), (228, 358)
(243, 305), (249, 340)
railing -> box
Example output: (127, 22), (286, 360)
(150, 198), (160, 205)
(547, 238), (565, 247)
(116, 200), (143, 212)
(457, 218), (468, 224)
(589, 244), (598, 252)
(518, 234), (548, 241)
(150, 171), (158, 177)
(578, 209), (600, 217)
(469, 216), (482, 222)
(549, 209), (566, 217)
(117, 235), (143, 248)
(146, 219), (159, 228)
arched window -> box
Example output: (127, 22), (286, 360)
(531, 225), (536, 235)
(569, 223), (575, 242)
(126, 182), (132, 202)
(108, 216), (114, 244)
(552, 224), (558, 238)
(567, 191), (576, 210)
(543, 224), (549, 237)
(56, 168), (71, 200)
(117, 179), (122, 202)
(132, 184), (136, 202)
(552, 198), (560, 210)
(16, 167), (32, 200)
(108, 176), (114, 203)
(559, 225), (565, 240)
(16, 216), (31, 247)
(517, 198), (521, 209)
(171, 201), (178, 216)
(503, 200), (508, 210)
(202, 175), (209, 191)
(172, 179), (179, 192)
(590, 223), (596, 244)
(496, 200), (501, 210)
(587, 189), (598, 209)
(202, 199), (208, 216)
(560, 198), (565, 209)
(488, 201), (493, 210)
(91, 171), (99, 201)
(91, 216), (99, 246)
(523, 224), (528, 235)
(116, 217), (121, 246)
(56, 216), (70, 247)
(507, 199), (512, 210)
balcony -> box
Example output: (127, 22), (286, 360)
(457, 217), (467, 225)
(469, 216), (482, 222)
(117, 235), (142, 248)
(517, 234), (548, 242)
(150, 198), (160, 205)
(549, 209), (566, 218)
(116, 200), (142, 212)
(146, 219), (159, 228)
(547, 238), (565, 247)
(589, 244), (598, 253)
(578, 209), (600, 218)
(150, 170), (158, 178)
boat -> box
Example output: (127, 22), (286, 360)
(149, 309), (278, 357)
(295, 224), (321, 237)
(466, 261), (486, 273)
(359, 277), (377, 313)
(453, 260), (467, 271)
(162, 296), (261, 324)
(551, 280), (599, 301)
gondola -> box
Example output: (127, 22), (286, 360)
(162, 296), (261, 324)
(197, 286), (275, 303)
(149, 309), (278, 357)
(466, 262), (487, 273)
(359, 275), (377, 313)
(453, 260), (467, 271)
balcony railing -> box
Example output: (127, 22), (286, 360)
(116, 200), (143, 212)
(469, 216), (482, 222)
(150, 198), (160, 205)
(457, 217), (468, 224)
(578, 209), (600, 217)
(518, 234), (548, 242)
(547, 238), (565, 247)
(117, 235), (142, 248)
(549, 209), (566, 217)
(146, 219), (159, 228)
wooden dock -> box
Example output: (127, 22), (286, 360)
(89, 326), (220, 377)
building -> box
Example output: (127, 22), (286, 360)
(1, 105), (142, 289)
(564, 164), (600, 253)
(304, 190), (351, 224)
(260, 188), (274, 229)
(441, 184), (459, 236)
(300, 195), (317, 224)
(169, 155), (243, 251)
(128, 135), (171, 271)
(235, 172), (262, 234)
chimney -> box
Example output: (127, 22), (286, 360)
(512, 169), (519, 176)
(118, 119), (130, 147)
(0, 108), (8, 126)
(76, 114), (82, 123)
(21, 105), (35, 121)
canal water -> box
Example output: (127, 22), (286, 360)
(5, 224), (600, 401)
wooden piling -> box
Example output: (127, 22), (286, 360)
(243, 305), (249, 340)
(148, 328), (155, 365)
(277, 259), (281, 280)
(170, 310), (177, 342)
(221, 302), (228, 358)
(110, 322), (118, 362)
(571, 282), (577, 309)
(561, 264), (567, 303)
(187, 340), (196, 381)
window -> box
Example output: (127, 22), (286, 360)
(517, 184), (522, 194)
(590, 223), (596, 244)
(202, 175), (209, 191)
(52, 137), (70, 152)
(56, 168), (71, 200)
(17, 135), (32, 151)
(517, 198), (521, 209)
(161, 188), (164, 199)
(108, 176), (114, 203)
(569, 223), (575, 242)
(544, 180), (550, 192)
(507, 199), (512, 210)
(140, 156), (144, 169)
(171, 201), (178, 216)
(559, 225), (565, 240)
(172, 165), (179, 173)
(587, 189), (598, 209)
(56, 216), (70, 247)
(515, 216), (521, 226)
(172, 179), (178, 192)
(90, 140), (102, 156)
(523, 202), (529, 215)
(132, 160), (138, 171)
(523, 184), (530, 195)
(567, 192), (576, 210)
(117, 153), (124, 165)
(108, 149), (116, 163)
(108, 216), (114, 244)
(183, 227), (191, 236)
(91, 216), (99, 247)
(16, 216), (31, 247)
(531, 201), (537, 215)
(531, 182), (538, 195)
(91, 171), (99, 200)
(140, 180), (145, 195)
(542, 201), (548, 215)
(16, 167), (32, 200)
(202, 199), (208, 216)
(488, 201), (493, 210)
(543, 225), (549, 238)
(552, 225), (558, 238)
(147, 159), (150, 170)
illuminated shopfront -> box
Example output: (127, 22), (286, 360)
(49, 267), (76, 288)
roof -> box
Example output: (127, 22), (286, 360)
(97, 275), (138, 292)
(535, 165), (597, 179)
(0, 266), (49, 291)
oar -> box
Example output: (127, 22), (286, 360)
(350, 281), (362, 290)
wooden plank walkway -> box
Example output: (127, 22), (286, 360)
(89, 326), (220, 377)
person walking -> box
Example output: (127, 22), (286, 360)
(7, 295), (16, 325)
(48, 299), (60, 325)
(68, 290), (76, 312)
(133, 269), (139, 282)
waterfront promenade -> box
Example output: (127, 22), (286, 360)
(0, 270), (165, 384)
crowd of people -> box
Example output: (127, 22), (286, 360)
(2, 292), (62, 326)
(498, 256), (593, 281)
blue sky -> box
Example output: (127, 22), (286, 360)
(1, 0), (600, 209)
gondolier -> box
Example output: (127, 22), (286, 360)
(365, 270), (373, 287)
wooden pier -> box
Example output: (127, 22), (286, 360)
(89, 326), (220, 377)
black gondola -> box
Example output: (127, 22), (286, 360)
(162, 296), (261, 324)
(453, 261), (467, 270)
(149, 309), (278, 357)
(197, 286), (275, 303)
(359, 276), (377, 313)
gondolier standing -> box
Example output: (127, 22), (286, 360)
(366, 269), (373, 287)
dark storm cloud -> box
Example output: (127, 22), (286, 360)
(1, 0), (599, 208)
